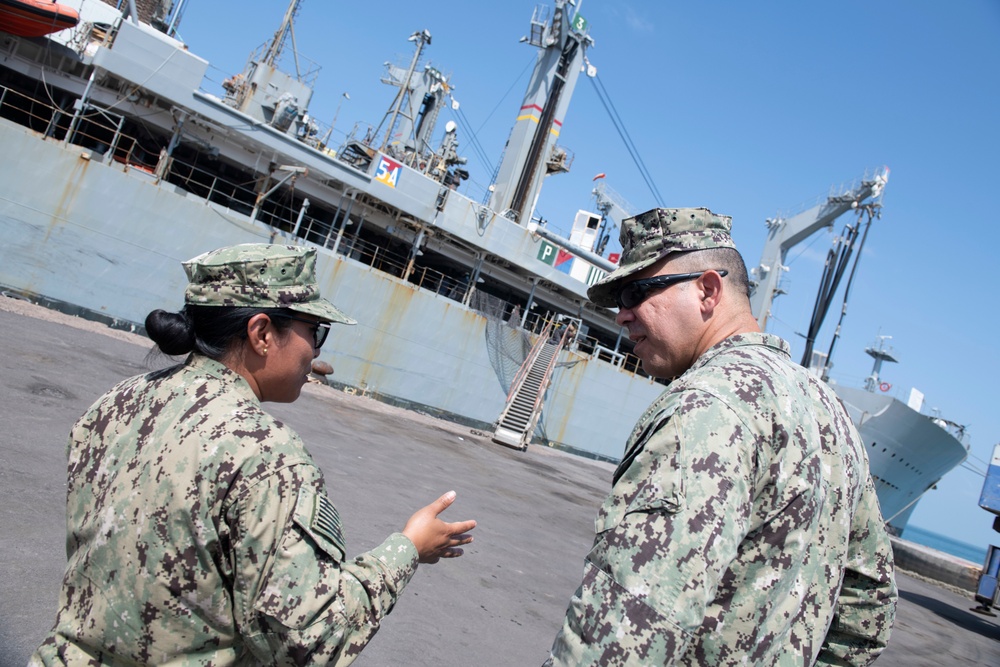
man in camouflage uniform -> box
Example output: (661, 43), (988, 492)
(546, 209), (896, 666)
(31, 245), (474, 666)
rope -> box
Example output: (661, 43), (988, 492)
(589, 74), (665, 206)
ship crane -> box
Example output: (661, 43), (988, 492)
(487, 0), (593, 224)
(221, 0), (317, 132)
(750, 167), (889, 338)
(261, 0), (304, 71)
(591, 177), (634, 256)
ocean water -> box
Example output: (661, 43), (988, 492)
(902, 524), (989, 565)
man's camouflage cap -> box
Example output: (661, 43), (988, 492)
(587, 207), (735, 308)
(183, 244), (355, 324)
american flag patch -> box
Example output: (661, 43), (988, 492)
(313, 494), (346, 551)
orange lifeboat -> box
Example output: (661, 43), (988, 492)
(0, 0), (80, 38)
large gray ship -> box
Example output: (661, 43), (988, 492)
(0, 0), (967, 534)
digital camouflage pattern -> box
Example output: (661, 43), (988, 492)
(184, 244), (355, 325)
(587, 207), (736, 308)
(31, 354), (417, 666)
(547, 333), (897, 666)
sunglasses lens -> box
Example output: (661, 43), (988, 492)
(618, 284), (640, 309)
(315, 324), (330, 349)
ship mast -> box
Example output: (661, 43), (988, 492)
(863, 335), (898, 393)
(377, 29), (433, 155)
(488, 0), (594, 224)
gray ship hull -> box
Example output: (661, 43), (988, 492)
(834, 385), (968, 534)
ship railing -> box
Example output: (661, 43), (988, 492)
(0, 84), (149, 174)
(589, 343), (648, 378)
(0, 81), (311, 224)
(330, 237), (473, 300)
(160, 162), (476, 303)
(593, 344), (626, 369)
(160, 156), (259, 215)
(930, 416), (971, 449)
(341, 239), (408, 279)
(497, 310), (651, 381)
(164, 154), (348, 233)
(0, 84), (156, 175)
(496, 307), (649, 379)
(154, 158), (374, 254)
(0, 84), (70, 138)
(0, 85), (324, 229)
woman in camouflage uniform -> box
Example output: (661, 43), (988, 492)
(32, 244), (476, 666)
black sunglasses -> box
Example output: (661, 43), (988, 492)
(269, 313), (331, 349)
(615, 270), (729, 310)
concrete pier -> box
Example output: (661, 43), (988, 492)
(1, 298), (997, 666)
(890, 536), (983, 595)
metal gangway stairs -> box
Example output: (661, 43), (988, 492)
(492, 321), (570, 451)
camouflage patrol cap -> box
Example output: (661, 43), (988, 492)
(183, 244), (355, 324)
(587, 207), (735, 308)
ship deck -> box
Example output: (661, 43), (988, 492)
(1, 296), (997, 666)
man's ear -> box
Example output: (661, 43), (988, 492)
(698, 270), (725, 313)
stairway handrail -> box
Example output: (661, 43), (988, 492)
(519, 325), (572, 442)
(503, 319), (556, 404)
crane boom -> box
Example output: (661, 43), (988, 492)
(750, 167), (889, 330)
(591, 178), (633, 255)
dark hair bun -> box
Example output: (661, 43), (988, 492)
(145, 309), (195, 356)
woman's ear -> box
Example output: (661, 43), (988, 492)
(246, 313), (272, 358)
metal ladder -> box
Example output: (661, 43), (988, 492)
(492, 322), (568, 451)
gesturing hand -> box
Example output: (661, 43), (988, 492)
(402, 491), (477, 564)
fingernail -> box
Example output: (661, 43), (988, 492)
(444, 490), (456, 501)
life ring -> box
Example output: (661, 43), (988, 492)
(879, 382), (891, 392)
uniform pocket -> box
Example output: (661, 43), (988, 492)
(597, 412), (685, 536)
(594, 485), (684, 535)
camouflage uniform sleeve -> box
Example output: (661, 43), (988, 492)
(547, 393), (756, 665)
(232, 463), (418, 666)
(815, 475), (897, 666)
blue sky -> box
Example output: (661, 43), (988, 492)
(177, 1), (1000, 556)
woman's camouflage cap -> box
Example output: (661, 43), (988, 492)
(587, 207), (735, 308)
(183, 244), (356, 324)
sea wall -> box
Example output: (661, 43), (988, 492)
(890, 536), (982, 594)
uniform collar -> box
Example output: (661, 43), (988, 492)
(687, 331), (790, 375)
(185, 353), (260, 404)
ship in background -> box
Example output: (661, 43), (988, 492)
(0, 0), (967, 534)
(747, 183), (970, 532)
